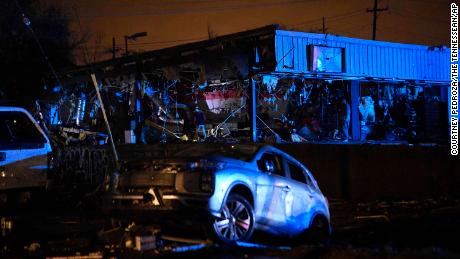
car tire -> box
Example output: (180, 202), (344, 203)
(308, 216), (331, 245)
(210, 193), (255, 245)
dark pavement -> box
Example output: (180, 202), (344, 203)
(1, 193), (460, 258)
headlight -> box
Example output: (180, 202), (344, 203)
(186, 159), (226, 171)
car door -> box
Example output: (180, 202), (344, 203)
(254, 151), (292, 231)
(0, 110), (50, 191)
(282, 159), (315, 235)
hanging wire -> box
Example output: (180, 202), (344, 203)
(78, 0), (320, 19)
(14, 1), (64, 90)
(14, 0), (69, 129)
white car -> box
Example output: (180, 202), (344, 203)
(0, 107), (52, 203)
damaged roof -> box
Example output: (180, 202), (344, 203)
(58, 24), (450, 84)
(59, 24), (279, 82)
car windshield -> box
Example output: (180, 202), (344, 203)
(169, 144), (259, 162)
(0, 111), (46, 147)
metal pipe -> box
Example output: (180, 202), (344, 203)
(250, 78), (257, 142)
(90, 74), (120, 167)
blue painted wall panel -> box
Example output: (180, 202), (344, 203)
(408, 49), (413, 79)
(407, 49), (413, 78)
(395, 48), (401, 78)
(274, 30), (450, 83)
(387, 47), (393, 78)
(384, 47), (390, 78)
(416, 50), (421, 79)
(360, 44), (366, 76)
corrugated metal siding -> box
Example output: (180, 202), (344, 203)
(274, 30), (450, 83)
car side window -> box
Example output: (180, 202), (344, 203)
(0, 111), (46, 149)
(258, 153), (285, 177)
(287, 161), (308, 185)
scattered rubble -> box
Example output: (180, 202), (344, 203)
(2, 198), (460, 258)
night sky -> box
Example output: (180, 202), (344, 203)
(49, 0), (451, 65)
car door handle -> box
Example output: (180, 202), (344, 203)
(282, 186), (291, 192)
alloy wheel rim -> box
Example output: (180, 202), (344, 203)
(213, 200), (251, 241)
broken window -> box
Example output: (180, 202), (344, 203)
(257, 76), (351, 143)
(359, 82), (447, 143)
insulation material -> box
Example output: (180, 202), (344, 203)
(262, 75), (279, 94)
(359, 96), (376, 124)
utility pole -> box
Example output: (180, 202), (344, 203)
(124, 35), (128, 57)
(112, 37), (116, 59)
(367, 0), (388, 40)
(322, 16), (326, 34)
(124, 32), (148, 57)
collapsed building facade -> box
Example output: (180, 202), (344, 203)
(42, 25), (450, 146)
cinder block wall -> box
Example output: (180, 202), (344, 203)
(57, 143), (460, 201)
(276, 144), (460, 201)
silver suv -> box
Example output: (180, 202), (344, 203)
(110, 144), (330, 243)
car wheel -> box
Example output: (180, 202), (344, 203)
(211, 194), (255, 244)
(308, 216), (330, 245)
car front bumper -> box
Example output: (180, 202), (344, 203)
(108, 189), (212, 211)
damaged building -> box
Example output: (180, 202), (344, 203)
(42, 24), (450, 146)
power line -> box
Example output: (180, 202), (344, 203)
(390, 9), (449, 25)
(78, 0), (320, 19)
(127, 37), (207, 46)
(289, 9), (364, 27)
(378, 22), (447, 42)
(402, 0), (451, 4)
(105, 0), (261, 9)
(332, 28), (367, 38)
(76, 12), (376, 52)
(80, 36), (208, 50)
(78, 10), (368, 54)
(325, 14), (372, 29)
(13, 0), (64, 88)
(337, 21), (373, 34)
(327, 19), (373, 38)
(288, 9), (365, 30)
